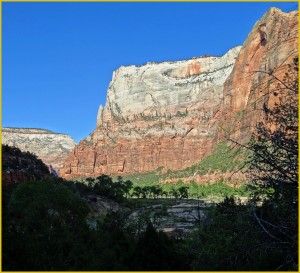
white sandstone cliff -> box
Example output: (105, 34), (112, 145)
(2, 127), (77, 172)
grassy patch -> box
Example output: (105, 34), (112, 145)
(125, 142), (250, 197)
(77, 142), (251, 199)
(161, 142), (250, 179)
(122, 170), (161, 186)
(122, 142), (249, 185)
(187, 181), (250, 198)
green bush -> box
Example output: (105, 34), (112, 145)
(3, 179), (90, 270)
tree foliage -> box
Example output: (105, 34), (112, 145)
(2, 179), (90, 270)
(185, 196), (296, 270)
(2, 179), (190, 271)
(210, 57), (299, 270)
(248, 57), (298, 204)
(245, 57), (298, 270)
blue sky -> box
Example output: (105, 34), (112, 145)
(2, 2), (298, 142)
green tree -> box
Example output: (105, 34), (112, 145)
(248, 58), (298, 203)
(178, 186), (189, 199)
(93, 174), (125, 201)
(245, 57), (298, 270)
(122, 179), (133, 197)
(142, 186), (151, 198)
(2, 179), (90, 270)
(94, 174), (114, 196)
(132, 186), (143, 198)
(170, 187), (179, 199)
(162, 190), (169, 198)
(220, 57), (299, 270)
(149, 185), (163, 198)
(185, 197), (281, 270)
(90, 211), (135, 270)
(86, 177), (96, 187)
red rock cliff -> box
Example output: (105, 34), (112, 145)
(218, 8), (298, 143)
(61, 8), (298, 179)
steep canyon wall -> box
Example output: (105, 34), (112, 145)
(61, 8), (298, 179)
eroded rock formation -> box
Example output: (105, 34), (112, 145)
(62, 47), (240, 178)
(61, 8), (298, 179)
(218, 7), (298, 143)
(2, 128), (77, 172)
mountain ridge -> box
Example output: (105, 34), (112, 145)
(61, 8), (298, 180)
(2, 127), (77, 172)
(3, 127), (73, 137)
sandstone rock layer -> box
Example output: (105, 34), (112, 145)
(62, 47), (240, 178)
(218, 8), (298, 143)
(61, 8), (298, 179)
(2, 128), (77, 172)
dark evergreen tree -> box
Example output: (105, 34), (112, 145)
(246, 57), (298, 270)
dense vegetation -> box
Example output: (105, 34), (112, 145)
(3, 176), (296, 270)
(2, 59), (297, 270)
(74, 174), (249, 200)
(121, 141), (249, 184)
(2, 144), (49, 177)
(2, 178), (190, 270)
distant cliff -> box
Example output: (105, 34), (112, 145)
(2, 127), (77, 172)
(61, 8), (298, 179)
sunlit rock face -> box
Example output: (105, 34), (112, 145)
(61, 8), (298, 179)
(61, 48), (240, 179)
(2, 127), (77, 172)
(218, 8), (298, 143)
(97, 46), (240, 126)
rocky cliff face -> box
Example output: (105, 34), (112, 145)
(61, 48), (240, 178)
(61, 8), (298, 179)
(2, 128), (77, 172)
(97, 46), (240, 126)
(218, 7), (298, 143)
